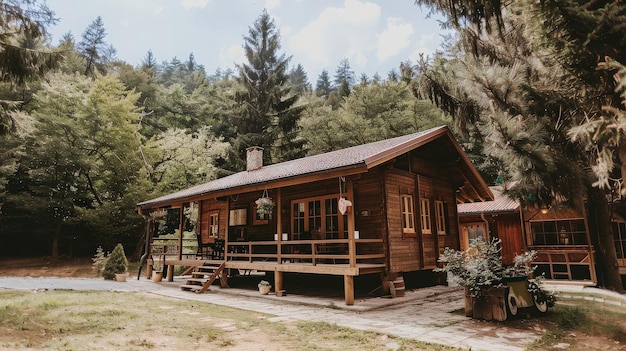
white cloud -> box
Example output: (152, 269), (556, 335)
(376, 17), (413, 61)
(154, 6), (165, 15)
(181, 0), (209, 10)
(265, 0), (281, 11)
(287, 0), (380, 73)
(220, 44), (245, 67)
(407, 33), (437, 62)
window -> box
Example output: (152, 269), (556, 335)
(612, 221), (626, 259)
(420, 198), (431, 234)
(435, 200), (447, 235)
(530, 219), (587, 246)
(292, 195), (348, 239)
(401, 195), (415, 234)
(209, 213), (219, 237)
(461, 223), (487, 250)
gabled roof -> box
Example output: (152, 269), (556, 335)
(138, 125), (492, 209)
(457, 186), (520, 215)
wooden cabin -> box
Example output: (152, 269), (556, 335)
(458, 185), (612, 285)
(137, 126), (493, 305)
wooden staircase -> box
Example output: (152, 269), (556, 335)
(180, 261), (225, 293)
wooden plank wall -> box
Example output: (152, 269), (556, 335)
(386, 170), (422, 272)
(416, 175), (438, 269)
(352, 172), (386, 255)
(199, 198), (229, 241)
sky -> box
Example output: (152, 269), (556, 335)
(44, 0), (448, 80)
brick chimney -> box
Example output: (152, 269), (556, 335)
(246, 146), (264, 171)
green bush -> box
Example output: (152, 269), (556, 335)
(102, 243), (128, 280)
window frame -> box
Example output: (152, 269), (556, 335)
(291, 194), (349, 240)
(435, 200), (447, 235)
(420, 198), (432, 234)
(208, 212), (219, 237)
(401, 195), (416, 235)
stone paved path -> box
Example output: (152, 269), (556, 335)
(0, 276), (541, 351)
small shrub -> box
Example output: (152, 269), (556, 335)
(92, 246), (108, 276)
(556, 306), (586, 329)
(102, 243), (128, 280)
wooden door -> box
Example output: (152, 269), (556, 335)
(497, 220), (524, 265)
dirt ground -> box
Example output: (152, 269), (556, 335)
(1, 257), (625, 350)
(0, 256), (101, 277)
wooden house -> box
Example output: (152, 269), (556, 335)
(457, 185), (619, 285)
(137, 126), (493, 305)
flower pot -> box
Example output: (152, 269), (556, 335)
(152, 271), (163, 282)
(115, 273), (127, 282)
(259, 285), (272, 295)
(466, 286), (509, 321)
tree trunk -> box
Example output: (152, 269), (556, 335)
(51, 223), (61, 259)
(587, 187), (624, 293)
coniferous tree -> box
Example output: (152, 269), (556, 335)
(415, 0), (626, 292)
(234, 10), (305, 165)
(333, 58), (355, 97)
(288, 64), (311, 93)
(77, 16), (115, 76)
(315, 69), (333, 99)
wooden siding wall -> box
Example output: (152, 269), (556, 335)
(199, 198), (229, 241)
(385, 169), (460, 274)
(281, 178), (347, 236)
(385, 170), (422, 272)
(228, 191), (277, 241)
(352, 171), (386, 255)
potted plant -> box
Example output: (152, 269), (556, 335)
(152, 260), (164, 282)
(255, 191), (274, 219)
(436, 238), (554, 321)
(102, 243), (128, 281)
(258, 280), (272, 295)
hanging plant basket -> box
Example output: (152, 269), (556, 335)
(255, 190), (274, 219)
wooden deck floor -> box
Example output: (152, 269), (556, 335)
(163, 258), (385, 276)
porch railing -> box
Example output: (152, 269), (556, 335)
(225, 238), (385, 266)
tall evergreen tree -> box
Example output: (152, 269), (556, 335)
(415, 0), (626, 292)
(288, 63), (311, 93)
(333, 58), (355, 97)
(234, 10), (305, 165)
(315, 69), (333, 99)
(77, 16), (115, 76)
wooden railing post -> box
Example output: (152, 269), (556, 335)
(347, 180), (356, 267)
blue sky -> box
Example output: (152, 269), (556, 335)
(45, 0), (447, 80)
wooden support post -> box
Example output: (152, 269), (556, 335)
(347, 180), (356, 267)
(167, 264), (174, 282)
(274, 271), (283, 293)
(276, 188), (282, 264)
(344, 275), (354, 305)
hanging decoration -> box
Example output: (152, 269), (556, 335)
(338, 177), (352, 215)
(255, 189), (274, 219)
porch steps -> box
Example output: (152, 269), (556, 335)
(180, 261), (225, 293)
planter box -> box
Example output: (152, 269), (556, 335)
(464, 286), (509, 321)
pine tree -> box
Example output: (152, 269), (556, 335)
(315, 69), (333, 99)
(78, 16), (115, 76)
(288, 63), (311, 93)
(234, 10), (305, 165)
(415, 0), (626, 292)
(333, 58), (355, 97)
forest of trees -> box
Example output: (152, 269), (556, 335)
(0, 3), (450, 259)
(0, 1), (624, 291)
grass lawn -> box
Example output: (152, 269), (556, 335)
(0, 290), (459, 351)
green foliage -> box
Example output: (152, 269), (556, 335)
(437, 238), (555, 305)
(91, 246), (107, 276)
(234, 10), (305, 165)
(437, 238), (504, 297)
(101, 243), (127, 279)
